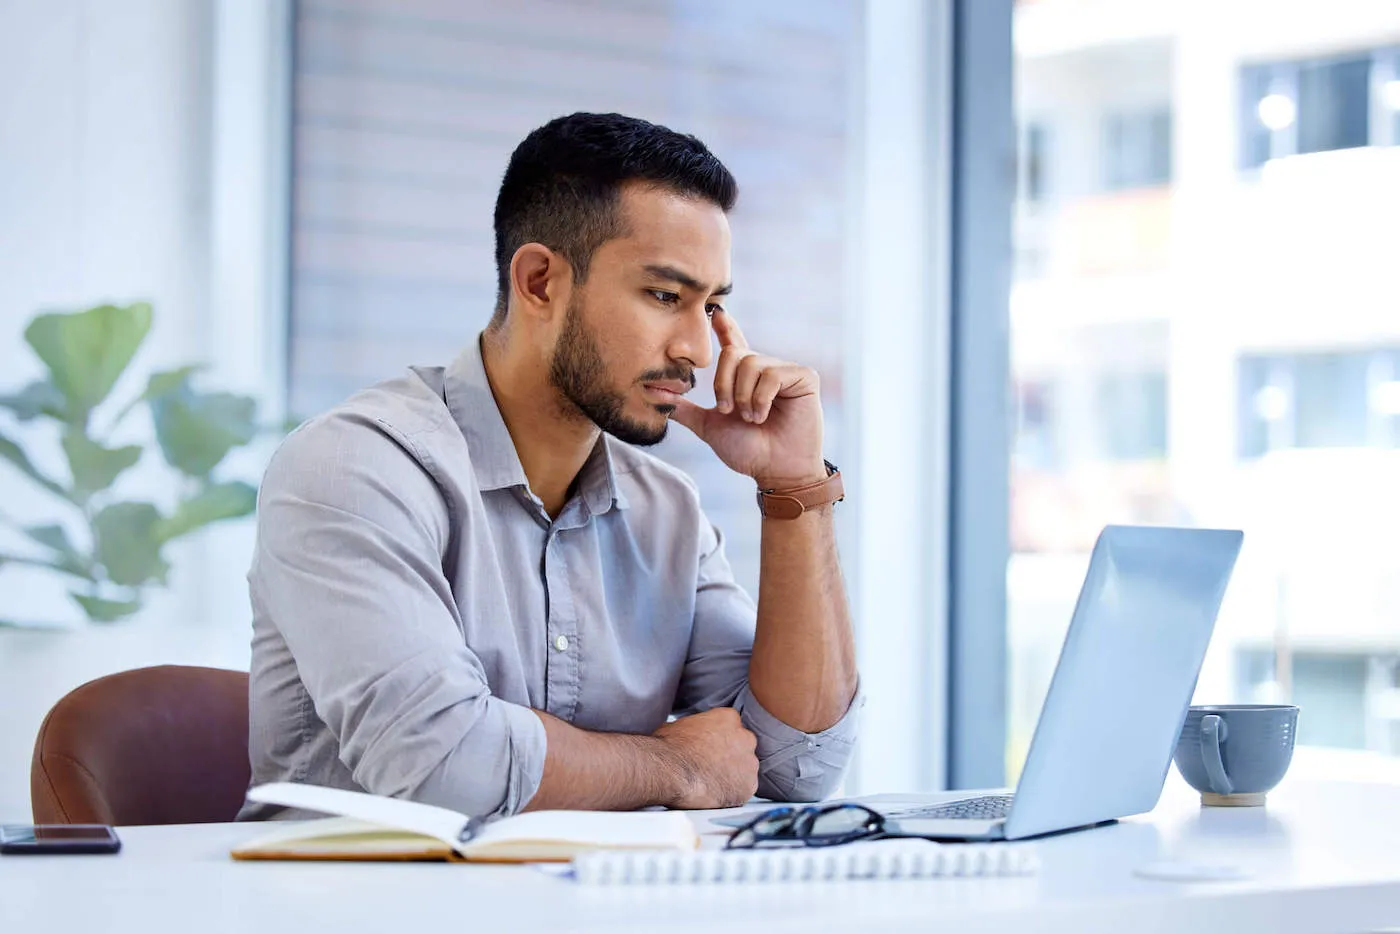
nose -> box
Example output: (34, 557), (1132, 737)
(667, 302), (715, 370)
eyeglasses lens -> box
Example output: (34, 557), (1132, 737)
(802, 805), (883, 845)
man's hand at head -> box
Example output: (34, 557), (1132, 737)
(667, 311), (828, 490)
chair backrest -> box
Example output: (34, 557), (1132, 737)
(31, 665), (251, 825)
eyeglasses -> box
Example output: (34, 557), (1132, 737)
(723, 803), (888, 850)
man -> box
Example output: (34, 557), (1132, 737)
(240, 112), (861, 821)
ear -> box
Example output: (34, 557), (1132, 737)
(508, 243), (570, 323)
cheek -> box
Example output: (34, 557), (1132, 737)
(595, 301), (669, 378)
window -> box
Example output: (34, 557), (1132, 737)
(1293, 350), (1371, 448)
(1012, 1), (1400, 787)
(1014, 380), (1058, 470)
(1237, 355), (1289, 459)
(1297, 57), (1371, 156)
(1386, 51), (1400, 148)
(1093, 371), (1167, 461)
(286, 0), (862, 597)
(1020, 121), (1051, 203)
(1239, 65), (1277, 170)
(1240, 50), (1383, 169)
(1375, 349), (1400, 447)
(1101, 108), (1171, 191)
(1237, 649), (1370, 749)
(1238, 349), (1397, 458)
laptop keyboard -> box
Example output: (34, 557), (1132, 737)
(884, 794), (1015, 822)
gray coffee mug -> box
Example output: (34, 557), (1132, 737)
(1173, 705), (1299, 806)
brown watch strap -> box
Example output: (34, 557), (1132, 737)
(755, 464), (845, 520)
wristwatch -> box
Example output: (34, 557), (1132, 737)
(755, 460), (845, 520)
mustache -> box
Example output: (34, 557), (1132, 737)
(639, 366), (696, 390)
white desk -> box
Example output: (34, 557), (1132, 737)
(4, 775), (1400, 934)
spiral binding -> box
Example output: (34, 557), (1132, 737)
(571, 842), (1038, 885)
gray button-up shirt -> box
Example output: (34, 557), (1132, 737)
(239, 338), (860, 821)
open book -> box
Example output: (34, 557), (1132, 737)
(230, 783), (699, 863)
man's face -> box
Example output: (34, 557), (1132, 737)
(549, 184), (731, 446)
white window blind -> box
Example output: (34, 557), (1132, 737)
(288, 0), (861, 593)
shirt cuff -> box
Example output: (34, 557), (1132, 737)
(734, 682), (864, 802)
(493, 699), (548, 818)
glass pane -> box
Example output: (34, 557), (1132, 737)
(1377, 350), (1400, 447)
(1102, 108), (1172, 191)
(1023, 123), (1050, 202)
(1297, 57), (1371, 155)
(286, 1), (861, 596)
(1012, 3), (1400, 784)
(1239, 64), (1275, 169)
(1293, 351), (1370, 448)
(1094, 371), (1167, 460)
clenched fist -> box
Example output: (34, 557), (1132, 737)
(653, 708), (759, 809)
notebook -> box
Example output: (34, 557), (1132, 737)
(570, 839), (1039, 884)
(230, 783), (698, 863)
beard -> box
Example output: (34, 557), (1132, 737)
(548, 298), (692, 447)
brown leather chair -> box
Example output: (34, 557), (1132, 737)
(31, 665), (251, 825)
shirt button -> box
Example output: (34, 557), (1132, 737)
(554, 635), (569, 652)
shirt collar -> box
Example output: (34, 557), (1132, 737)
(444, 335), (629, 514)
(581, 433), (631, 515)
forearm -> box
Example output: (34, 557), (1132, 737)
(521, 710), (682, 811)
(749, 505), (858, 733)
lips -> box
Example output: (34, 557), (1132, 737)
(642, 380), (691, 397)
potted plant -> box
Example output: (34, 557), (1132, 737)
(0, 302), (265, 627)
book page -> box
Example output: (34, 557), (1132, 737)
(244, 783), (468, 848)
(469, 810), (697, 851)
(233, 816), (448, 859)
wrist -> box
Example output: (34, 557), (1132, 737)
(754, 461), (828, 491)
(644, 733), (696, 809)
(755, 459), (844, 520)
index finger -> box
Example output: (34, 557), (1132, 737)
(711, 308), (749, 350)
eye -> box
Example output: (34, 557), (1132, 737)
(648, 289), (680, 305)
(705, 304), (723, 318)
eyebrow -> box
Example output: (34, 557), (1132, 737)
(643, 264), (733, 297)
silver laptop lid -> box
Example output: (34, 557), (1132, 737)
(1003, 525), (1243, 840)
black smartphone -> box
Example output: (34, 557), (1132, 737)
(0, 824), (121, 855)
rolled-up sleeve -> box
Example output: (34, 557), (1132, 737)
(252, 414), (546, 819)
(674, 520), (863, 802)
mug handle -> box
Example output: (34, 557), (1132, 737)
(1200, 714), (1234, 796)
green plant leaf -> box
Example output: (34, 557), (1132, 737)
(59, 428), (142, 499)
(0, 427), (70, 500)
(108, 365), (207, 430)
(155, 480), (257, 543)
(24, 302), (153, 424)
(23, 524), (72, 552)
(145, 365), (205, 400)
(150, 389), (258, 478)
(92, 502), (168, 587)
(0, 380), (68, 422)
(69, 592), (143, 623)
(22, 524), (95, 580)
(0, 549), (92, 581)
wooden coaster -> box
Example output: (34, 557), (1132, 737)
(1200, 792), (1266, 807)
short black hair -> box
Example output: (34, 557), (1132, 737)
(491, 112), (738, 324)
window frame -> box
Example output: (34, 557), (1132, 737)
(947, 0), (1013, 789)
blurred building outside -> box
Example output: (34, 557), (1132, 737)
(1009, 0), (1400, 780)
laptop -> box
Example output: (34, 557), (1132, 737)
(721, 524), (1245, 841)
